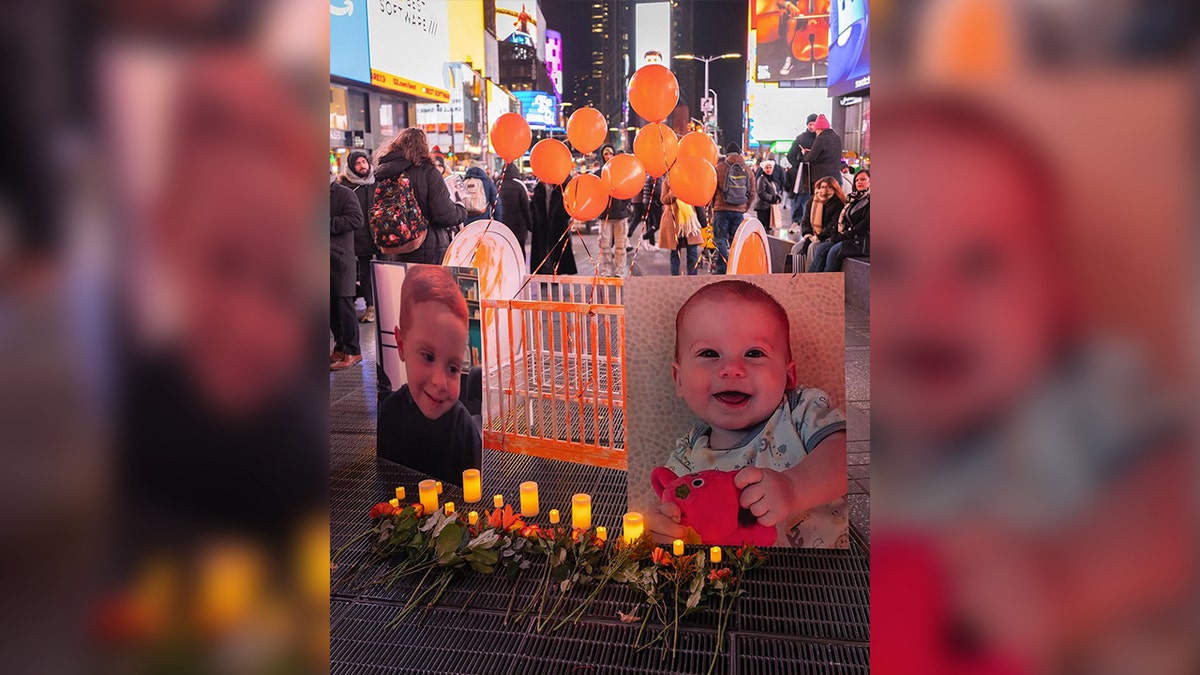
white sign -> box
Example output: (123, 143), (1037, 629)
(746, 82), (831, 144)
(368, 0), (451, 101)
(635, 3), (671, 67)
(700, 97), (714, 114)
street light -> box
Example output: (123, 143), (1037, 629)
(674, 53), (741, 140)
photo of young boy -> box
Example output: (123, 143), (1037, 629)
(625, 275), (849, 548)
(375, 264), (482, 485)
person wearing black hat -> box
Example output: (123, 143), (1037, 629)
(338, 150), (377, 322)
(711, 142), (756, 275)
(786, 113), (819, 226)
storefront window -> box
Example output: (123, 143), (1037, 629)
(330, 86), (349, 130)
(350, 91), (370, 133)
(378, 98), (409, 138)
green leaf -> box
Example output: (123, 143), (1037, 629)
(436, 524), (462, 557)
(469, 561), (495, 574)
(469, 548), (499, 566)
(439, 551), (462, 566)
(686, 587), (702, 609)
(552, 564), (572, 582)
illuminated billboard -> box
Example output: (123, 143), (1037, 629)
(496, 1), (539, 48)
(751, 0), (829, 85)
(826, 0), (869, 96)
(545, 29), (563, 97)
(514, 91), (558, 129)
(635, 2), (672, 67)
(747, 82), (831, 144)
(330, 0), (369, 83)
(368, 0), (450, 101)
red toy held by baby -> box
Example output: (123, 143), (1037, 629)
(651, 467), (778, 547)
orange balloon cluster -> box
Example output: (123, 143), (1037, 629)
(627, 64), (680, 123)
(566, 107), (607, 154)
(601, 154), (646, 200)
(668, 155), (717, 207)
(678, 131), (719, 167)
(529, 138), (573, 185)
(633, 123), (679, 178)
(562, 173), (609, 221)
(491, 113), (531, 163)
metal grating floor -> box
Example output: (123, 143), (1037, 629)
(330, 445), (870, 673)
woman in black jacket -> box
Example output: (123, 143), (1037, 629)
(330, 180), (364, 370)
(497, 163), (532, 256)
(815, 169), (870, 272)
(800, 176), (847, 271)
(372, 128), (466, 265)
(530, 178), (577, 275)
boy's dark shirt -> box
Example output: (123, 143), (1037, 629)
(377, 384), (481, 484)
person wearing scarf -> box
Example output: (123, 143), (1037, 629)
(657, 174), (704, 275)
(812, 169), (870, 273)
(800, 176), (847, 272)
(338, 149), (378, 322)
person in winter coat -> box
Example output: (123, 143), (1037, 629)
(640, 174), (665, 249)
(812, 169), (870, 272)
(337, 149), (378, 323)
(593, 144), (632, 276)
(799, 176), (847, 269)
(372, 128), (467, 265)
(839, 164), (855, 195)
(657, 174), (704, 275)
(497, 163), (532, 256)
(330, 180), (364, 371)
(805, 114), (844, 185)
(786, 112), (819, 224)
(711, 143), (756, 275)
(754, 160), (783, 228)
(463, 164), (501, 224)
(530, 179), (577, 275)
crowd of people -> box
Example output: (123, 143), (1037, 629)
(329, 116), (870, 369)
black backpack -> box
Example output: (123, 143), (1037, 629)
(722, 161), (750, 205)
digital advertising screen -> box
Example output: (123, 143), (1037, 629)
(368, 0), (451, 101)
(496, 0), (539, 48)
(751, 0), (829, 85)
(330, 0), (370, 83)
(826, 0), (870, 96)
(514, 90), (558, 129)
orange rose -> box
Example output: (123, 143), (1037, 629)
(651, 548), (673, 566)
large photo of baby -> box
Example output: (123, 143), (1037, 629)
(625, 275), (848, 548)
(373, 262), (483, 486)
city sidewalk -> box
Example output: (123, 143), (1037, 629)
(332, 229), (871, 540)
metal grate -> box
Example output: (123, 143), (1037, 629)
(733, 635), (870, 675)
(515, 618), (728, 675)
(332, 603), (525, 675)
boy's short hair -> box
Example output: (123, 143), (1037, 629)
(398, 265), (470, 336)
(674, 280), (792, 361)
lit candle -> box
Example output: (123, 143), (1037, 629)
(462, 469), (482, 503)
(389, 498), (400, 508)
(493, 494), (504, 509)
(710, 546), (722, 564)
(468, 511), (478, 525)
(549, 509), (560, 524)
(622, 512), (644, 544)
(571, 493), (592, 530)
(436, 481), (443, 495)
(419, 479), (439, 513)
(673, 539), (684, 556)
(519, 481), (539, 517)
(444, 502), (455, 516)
(595, 527), (607, 542)
(395, 486), (406, 501)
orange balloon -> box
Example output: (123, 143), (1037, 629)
(562, 173), (609, 221)
(490, 113), (532, 163)
(529, 139), (573, 185)
(667, 155), (717, 207)
(601, 154), (646, 200)
(566, 107), (607, 155)
(627, 64), (679, 123)
(678, 131), (719, 167)
(633, 123), (679, 178)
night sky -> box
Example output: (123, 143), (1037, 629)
(540, 0), (748, 145)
